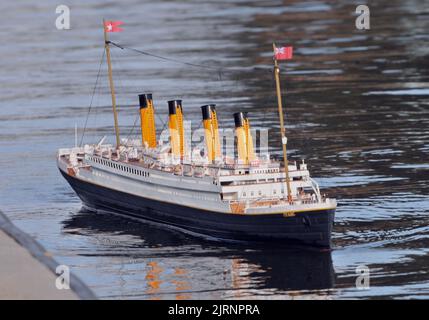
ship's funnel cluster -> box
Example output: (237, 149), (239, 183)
(137, 95), (257, 164)
(168, 100), (185, 158)
(234, 112), (256, 164)
(201, 104), (221, 163)
(139, 93), (157, 148)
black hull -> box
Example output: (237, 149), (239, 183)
(60, 170), (335, 248)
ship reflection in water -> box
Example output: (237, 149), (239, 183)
(63, 209), (335, 299)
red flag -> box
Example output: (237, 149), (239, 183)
(274, 46), (293, 60)
(104, 21), (124, 33)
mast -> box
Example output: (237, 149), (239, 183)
(103, 19), (121, 149)
(272, 43), (292, 203)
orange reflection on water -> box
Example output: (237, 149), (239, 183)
(173, 267), (191, 300)
(146, 261), (163, 299)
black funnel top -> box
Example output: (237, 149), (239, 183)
(139, 93), (153, 109)
(201, 104), (216, 120)
(233, 112), (247, 127)
(168, 100), (182, 115)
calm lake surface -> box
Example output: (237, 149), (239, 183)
(1, 0), (428, 299)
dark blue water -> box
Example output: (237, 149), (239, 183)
(1, 0), (428, 299)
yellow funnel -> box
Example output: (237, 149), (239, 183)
(139, 93), (156, 148)
(201, 104), (221, 162)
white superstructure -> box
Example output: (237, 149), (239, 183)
(58, 140), (336, 216)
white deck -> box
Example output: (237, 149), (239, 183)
(58, 145), (336, 215)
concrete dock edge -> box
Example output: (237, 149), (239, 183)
(0, 210), (96, 300)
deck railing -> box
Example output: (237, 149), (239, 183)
(229, 195), (330, 210)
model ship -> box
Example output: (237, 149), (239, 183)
(58, 21), (336, 247)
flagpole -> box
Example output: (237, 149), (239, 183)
(103, 19), (121, 149)
(272, 43), (292, 203)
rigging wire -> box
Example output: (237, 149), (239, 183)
(125, 113), (140, 142)
(80, 49), (105, 146)
(110, 49), (134, 141)
(108, 41), (222, 72)
(112, 47), (171, 142)
(107, 41), (272, 76)
(93, 70), (103, 142)
(157, 112), (168, 134)
(263, 65), (275, 125)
